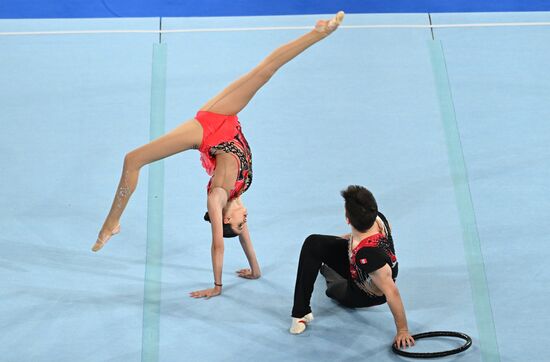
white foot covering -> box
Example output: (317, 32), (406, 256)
(314, 11), (345, 35)
(92, 224), (121, 252)
(289, 313), (314, 334)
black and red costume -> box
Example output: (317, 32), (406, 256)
(291, 212), (398, 318)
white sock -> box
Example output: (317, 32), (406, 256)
(289, 313), (314, 334)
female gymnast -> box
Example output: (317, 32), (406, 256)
(289, 185), (415, 349)
(91, 12), (345, 299)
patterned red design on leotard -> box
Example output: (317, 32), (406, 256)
(349, 233), (397, 280)
(195, 110), (253, 200)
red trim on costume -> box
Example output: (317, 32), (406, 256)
(353, 233), (383, 252)
(349, 233), (401, 279)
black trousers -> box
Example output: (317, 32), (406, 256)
(291, 234), (386, 318)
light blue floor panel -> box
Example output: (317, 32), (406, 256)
(432, 12), (550, 362)
(0, 18), (158, 362)
(1, 12), (549, 362)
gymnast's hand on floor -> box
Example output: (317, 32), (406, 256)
(394, 330), (415, 349)
(236, 268), (261, 279)
(189, 287), (221, 299)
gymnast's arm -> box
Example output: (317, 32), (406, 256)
(370, 264), (415, 349)
(189, 187), (227, 299)
(236, 224), (261, 279)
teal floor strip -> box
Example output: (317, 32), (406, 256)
(141, 42), (167, 362)
(429, 40), (500, 362)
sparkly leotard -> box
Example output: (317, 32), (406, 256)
(195, 110), (252, 200)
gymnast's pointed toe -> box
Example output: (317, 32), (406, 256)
(315, 11), (345, 35)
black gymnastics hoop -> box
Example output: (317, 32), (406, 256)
(391, 331), (472, 358)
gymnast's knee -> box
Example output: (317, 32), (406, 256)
(123, 150), (144, 171)
(255, 66), (276, 83)
(301, 234), (324, 254)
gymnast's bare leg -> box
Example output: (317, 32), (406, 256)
(200, 11), (345, 115)
(92, 120), (203, 251)
(92, 11), (344, 252)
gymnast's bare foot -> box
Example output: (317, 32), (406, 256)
(314, 11), (345, 36)
(92, 224), (120, 252)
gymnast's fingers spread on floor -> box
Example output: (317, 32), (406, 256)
(236, 268), (250, 277)
(395, 332), (412, 349)
(189, 290), (203, 298)
(189, 287), (220, 299)
(237, 268), (261, 279)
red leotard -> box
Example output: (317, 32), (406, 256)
(195, 110), (253, 200)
